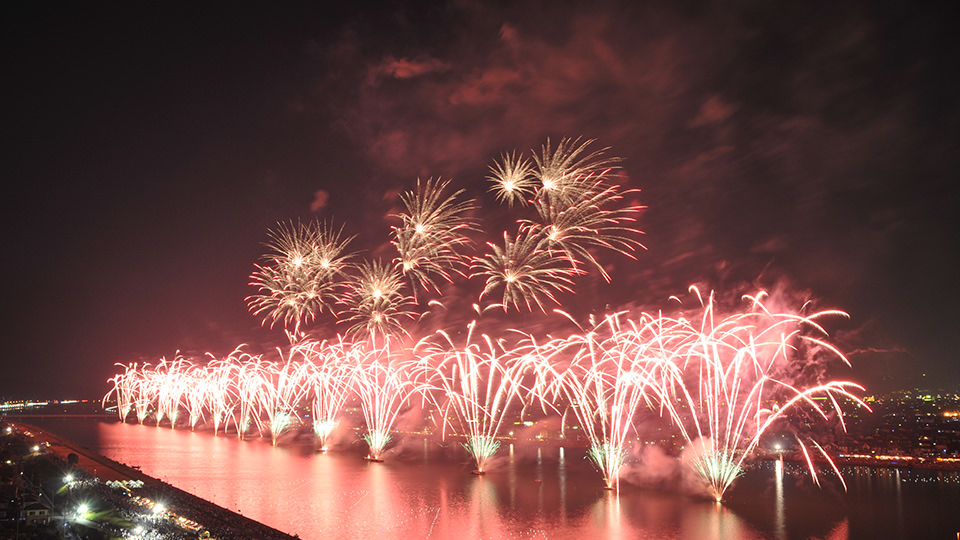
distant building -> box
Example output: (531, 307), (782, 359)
(21, 499), (51, 525)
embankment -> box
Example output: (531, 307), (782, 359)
(12, 421), (300, 540)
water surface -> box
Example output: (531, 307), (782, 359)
(30, 418), (960, 540)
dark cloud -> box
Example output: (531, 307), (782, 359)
(327, 7), (715, 178)
(369, 56), (451, 82)
(310, 189), (330, 212)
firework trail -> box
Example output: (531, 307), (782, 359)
(254, 356), (310, 445)
(235, 357), (270, 439)
(105, 363), (140, 422)
(531, 314), (664, 490)
(153, 355), (196, 428)
(132, 369), (154, 425)
(182, 364), (209, 431)
(101, 298), (868, 502)
(205, 354), (241, 436)
(113, 363), (153, 425)
(104, 288), (867, 501)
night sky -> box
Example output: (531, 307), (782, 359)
(4, 2), (958, 399)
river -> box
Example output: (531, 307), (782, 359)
(26, 417), (960, 540)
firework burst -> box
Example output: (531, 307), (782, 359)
(471, 226), (579, 312)
(391, 177), (478, 295)
(528, 177), (646, 280)
(340, 259), (417, 340)
(247, 220), (355, 339)
(532, 137), (621, 207)
(487, 151), (537, 207)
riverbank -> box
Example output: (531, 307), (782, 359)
(10, 421), (300, 540)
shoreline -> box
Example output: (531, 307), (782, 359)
(11, 421), (300, 540)
(13, 412), (959, 474)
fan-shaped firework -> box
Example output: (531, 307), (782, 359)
(234, 357), (270, 439)
(104, 287), (867, 499)
(532, 314), (664, 490)
(649, 288), (868, 501)
(105, 363), (141, 423)
(247, 220), (355, 338)
(349, 342), (416, 461)
(412, 323), (533, 473)
(391, 177), (478, 295)
(254, 356), (310, 445)
(205, 355), (241, 435)
(153, 355), (193, 428)
(295, 339), (356, 451)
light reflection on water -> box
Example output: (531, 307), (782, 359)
(29, 419), (960, 540)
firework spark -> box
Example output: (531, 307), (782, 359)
(532, 315), (663, 490)
(105, 286), (867, 501)
(648, 288), (869, 501)
(532, 137), (621, 207)
(296, 339), (357, 451)
(528, 177), (646, 280)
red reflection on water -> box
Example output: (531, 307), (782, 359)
(92, 422), (819, 540)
